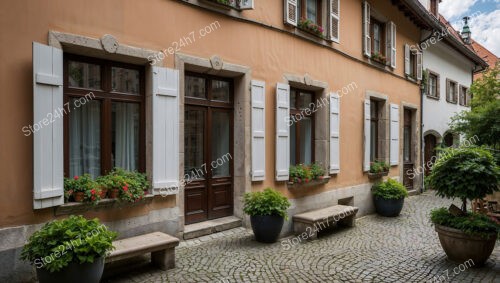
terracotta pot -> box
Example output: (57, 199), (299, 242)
(109, 189), (119, 199)
(73, 192), (84, 202)
(99, 188), (108, 199)
(435, 224), (497, 266)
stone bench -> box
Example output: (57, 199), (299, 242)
(106, 232), (179, 270)
(293, 205), (359, 240)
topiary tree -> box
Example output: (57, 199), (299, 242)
(426, 146), (500, 212)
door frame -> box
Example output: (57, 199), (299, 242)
(175, 53), (252, 229)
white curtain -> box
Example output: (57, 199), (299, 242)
(69, 99), (101, 178)
(113, 102), (139, 171)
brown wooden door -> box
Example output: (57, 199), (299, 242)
(424, 135), (437, 176)
(184, 74), (233, 224)
(403, 109), (414, 190)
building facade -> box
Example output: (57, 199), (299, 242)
(0, 0), (453, 281)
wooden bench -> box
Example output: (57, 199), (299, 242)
(106, 232), (179, 270)
(293, 205), (358, 240)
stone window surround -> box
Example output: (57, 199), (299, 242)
(48, 31), (253, 229)
(426, 68), (440, 100)
(283, 73), (329, 175)
(365, 91), (389, 164)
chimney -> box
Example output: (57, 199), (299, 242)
(461, 16), (471, 45)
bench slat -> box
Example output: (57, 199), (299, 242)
(293, 205), (358, 223)
(107, 232), (179, 260)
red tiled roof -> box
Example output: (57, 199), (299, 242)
(471, 39), (499, 70)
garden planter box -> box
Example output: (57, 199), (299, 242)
(55, 195), (154, 216)
(287, 176), (330, 189)
(434, 224), (497, 266)
(367, 171), (388, 180)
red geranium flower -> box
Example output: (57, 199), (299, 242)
(122, 186), (128, 191)
(91, 189), (96, 195)
(74, 176), (79, 180)
(91, 196), (96, 201)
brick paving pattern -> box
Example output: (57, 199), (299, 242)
(106, 192), (500, 282)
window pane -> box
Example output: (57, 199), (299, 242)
(111, 67), (140, 94)
(370, 101), (378, 119)
(212, 111), (230, 177)
(69, 99), (101, 178)
(370, 121), (377, 161)
(185, 109), (205, 180)
(185, 76), (206, 99)
(112, 102), (140, 171)
(290, 123), (296, 165)
(290, 89), (297, 109)
(404, 127), (411, 162)
(306, 0), (318, 23)
(68, 61), (101, 90)
(297, 92), (313, 110)
(212, 80), (230, 102)
(299, 117), (312, 164)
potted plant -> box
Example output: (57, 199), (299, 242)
(243, 188), (291, 243)
(298, 18), (325, 38)
(20, 215), (117, 283)
(427, 146), (500, 266)
(371, 52), (387, 65)
(95, 175), (109, 199)
(372, 178), (408, 217)
(368, 160), (390, 179)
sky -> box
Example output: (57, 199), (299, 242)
(439, 0), (500, 57)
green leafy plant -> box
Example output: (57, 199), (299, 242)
(426, 146), (500, 212)
(370, 160), (389, 173)
(431, 208), (499, 239)
(64, 174), (101, 204)
(243, 188), (291, 219)
(298, 18), (324, 38)
(372, 178), (408, 200)
(20, 216), (117, 273)
(289, 163), (325, 183)
(106, 168), (147, 202)
(371, 52), (387, 64)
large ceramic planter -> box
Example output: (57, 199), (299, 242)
(435, 224), (497, 266)
(36, 257), (105, 283)
(250, 215), (284, 243)
(373, 196), (404, 217)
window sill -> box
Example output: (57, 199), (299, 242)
(367, 171), (388, 180)
(287, 176), (330, 189)
(405, 75), (418, 82)
(199, 0), (238, 10)
(446, 100), (458, 105)
(295, 28), (328, 44)
(367, 58), (390, 71)
(426, 95), (440, 101)
(55, 194), (155, 216)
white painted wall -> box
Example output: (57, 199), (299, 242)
(422, 42), (474, 139)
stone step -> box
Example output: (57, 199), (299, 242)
(183, 216), (242, 240)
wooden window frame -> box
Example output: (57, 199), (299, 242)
(446, 78), (458, 104)
(299, 0), (323, 26)
(370, 18), (385, 56)
(63, 54), (146, 177)
(426, 69), (440, 100)
(459, 85), (469, 106)
(289, 87), (316, 165)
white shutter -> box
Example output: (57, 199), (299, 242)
(363, 99), (371, 172)
(363, 1), (371, 57)
(329, 93), (340, 174)
(390, 103), (400, 166)
(251, 80), (266, 181)
(388, 21), (397, 68)
(33, 42), (64, 209)
(404, 44), (410, 76)
(276, 83), (290, 181)
(416, 52), (423, 80)
(329, 0), (340, 42)
(238, 0), (254, 9)
(284, 0), (298, 26)
(152, 67), (180, 195)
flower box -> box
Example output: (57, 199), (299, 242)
(367, 171), (389, 180)
(287, 176), (330, 189)
(200, 0), (237, 10)
(55, 194), (154, 216)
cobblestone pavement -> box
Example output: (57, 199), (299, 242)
(106, 192), (499, 283)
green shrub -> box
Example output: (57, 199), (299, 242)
(370, 160), (389, 173)
(372, 178), (408, 200)
(243, 188), (291, 219)
(289, 163), (325, 183)
(426, 146), (500, 211)
(430, 208), (499, 238)
(20, 216), (117, 272)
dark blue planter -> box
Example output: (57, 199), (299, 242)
(36, 257), (104, 283)
(250, 215), (284, 243)
(373, 196), (405, 217)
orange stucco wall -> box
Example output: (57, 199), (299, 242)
(0, 0), (421, 227)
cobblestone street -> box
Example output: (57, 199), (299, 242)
(106, 192), (499, 283)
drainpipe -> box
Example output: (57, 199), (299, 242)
(420, 83), (425, 193)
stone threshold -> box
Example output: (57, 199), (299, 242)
(182, 216), (242, 240)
